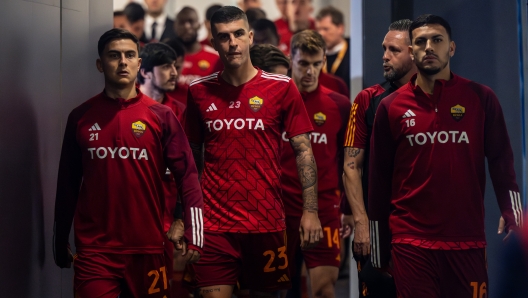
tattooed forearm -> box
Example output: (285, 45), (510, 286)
(290, 133), (318, 212)
(190, 142), (204, 178)
(347, 161), (355, 170)
(346, 147), (361, 158)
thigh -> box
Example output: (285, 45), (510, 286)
(440, 249), (488, 298)
(391, 244), (441, 298)
(125, 253), (171, 298)
(192, 231), (241, 289)
(303, 215), (341, 269)
(74, 252), (123, 298)
(308, 266), (339, 297)
(240, 231), (291, 292)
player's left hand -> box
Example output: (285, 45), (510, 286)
(181, 242), (201, 264)
(497, 216), (516, 242)
(340, 214), (354, 238)
(167, 219), (185, 249)
(299, 210), (323, 250)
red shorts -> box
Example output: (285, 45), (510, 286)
(286, 214), (341, 275)
(165, 240), (174, 274)
(74, 251), (171, 298)
(392, 244), (488, 298)
(192, 231), (291, 292)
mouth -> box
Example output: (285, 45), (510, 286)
(423, 55), (438, 61)
(383, 65), (392, 72)
(117, 70), (129, 76)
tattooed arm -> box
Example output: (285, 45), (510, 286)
(342, 147), (370, 256)
(289, 133), (323, 249)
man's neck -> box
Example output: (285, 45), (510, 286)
(394, 69), (417, 88)
(104, 82), (137, 100)
(185, 42), (202, 55)
(295, 81), (317, 94)
(139, 84), (164, 103)
(289, 19), (310, 33)
(327, 38), (345, 55)
(415, 66), (451, 95)
(221, 63), (258, 87)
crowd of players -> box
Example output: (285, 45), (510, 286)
(52, 1), (525, 298)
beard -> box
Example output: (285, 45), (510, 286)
(417, 54), (449, 76)
(383, 63), (413, 83)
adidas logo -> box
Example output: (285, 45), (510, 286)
(277, 274), (290, 282)
(206, 103), (218, 112)
(88, 123), (101, 131)
(402, 109), (416, 118)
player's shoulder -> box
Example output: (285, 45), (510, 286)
(454, 74), (495, 97)
(189, 72), (220, 88)
(352, 83), (384, 105)
(69, 92), (102, 120)
(320, 85), (351, 107)
(202, 45), (219, 56)
(260, 70), (291, 84)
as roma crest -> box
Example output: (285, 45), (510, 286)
(450, 104), (465, 121)
(249, 96), (263, 112)
(314, 112), (326, 126)
(198, 60), (210, 70)
(132, 121), (146, 137)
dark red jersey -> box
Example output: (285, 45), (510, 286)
(318, 72), (350, 98)
(54, 89), (203, 255)
(368, 73), (522, 268)
(179, 45), (223, 86)
(184, 69), (313, 233)
(200, 38), (212, 47)
(274, 18), (315, 55)
(161, 93), (186, 232)
(281, 85), (351, 217)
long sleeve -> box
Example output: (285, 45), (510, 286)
(157, 106), (204, 254)
(483, 89), (523, 231)
(368, 100), (395, 268)
(53, 110), (83, 266)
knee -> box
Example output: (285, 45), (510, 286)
(313, 283), (335, 298)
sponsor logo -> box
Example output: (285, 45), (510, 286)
(249, 96), (263, 112)
(87, 147), (149, 160)
(206, 103), (218, 112)
(314, 112), (326, 126)
(88, 123), (101, 131)
(198, 60), (210, 70)
(205, 118), (265, 132)
(402, 109), (416, 118)
(282, 132), (327, 144)
(450, 104), (465, 121)
(405, 131), (469, 146)
(132, 121), (146, 138)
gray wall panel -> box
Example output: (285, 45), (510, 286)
(363, 0), (392, 88)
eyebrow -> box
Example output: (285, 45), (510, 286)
(216, 28), (246, 36)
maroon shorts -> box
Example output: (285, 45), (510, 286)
(73, 251), (171, 298)
(392, 244), (488, 298)
(286, 214), (341, 275)
(192, 231), (291, 292)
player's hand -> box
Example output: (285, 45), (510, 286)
(181, 242), (201, 264)
(352, 216), (370, 256)
(167, 219), (185, 250)
(299, 210), (323, 250)
(497, 216), (505, 235)
(340, 214), (354, 238)
(55, 246), (74, 269)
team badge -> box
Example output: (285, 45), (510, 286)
(132, 121), (146, 137)
(450, 104), (465, 121)
(249, 96), (263, 112)
(314, 112), (326, 126)
(198, 60), (210, 70)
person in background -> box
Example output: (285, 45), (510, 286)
(142, 0), (177, 43)
(113, 11), (127, 29)
(238, 0), (262, 11)
(275, 0), (315, 54)
(250, 44), (290, 75)
(246, 7), (267, 28)
(123, 2), (146, 43)
(252, 19), (280, 47)
(315, 6), (350, 90)
(201, 4), (223, 47)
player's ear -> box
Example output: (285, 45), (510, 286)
(449, 40), (456, 57)
(96, 58), (104, 73)
(408, 45), (414, 60)
(137, 57), (142, 72)
(140, 68), (151, 80)
(248, 30), (254, 45)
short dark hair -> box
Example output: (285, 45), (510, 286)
(123, 2), (145, 24)
(246, 8), (266, 27)
(210, 6), (248, 35)
(290, 30), (326, 57)
(164, 38), (186, 59)
(138, 43), (177, 84)
(409, 14), (452, 41)
(388, 19), (412, 32)
(250, 44), (290, 73)
(316, 6), (344, 26)
(252, 19), (279, 38)
(113, 11), (124, 17)
(176, 6), (198, 20)
(97, 28), (140, 57)
(206, 4), (223, 21)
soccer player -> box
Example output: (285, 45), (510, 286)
(123, 2), (146, 42)
(165, 39), (190, 107)
(201, 4), (223, 47)
(250, 44), (290, 76)
(369, 14), (523, 298)
(274, 0), (315, 54)
(342, 19), (415, 298)
(174, 6), (223, 86)
(184, 6), (323, 298)
(53, 28), (203, 297)
(281, 30), (350, 298)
